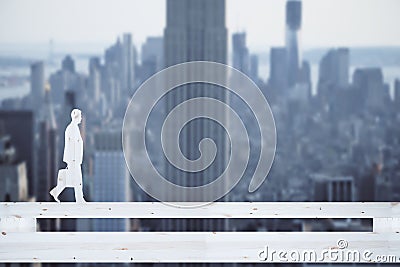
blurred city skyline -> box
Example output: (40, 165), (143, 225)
(1, 0), (400, 52)
(0, 0), (399, 248)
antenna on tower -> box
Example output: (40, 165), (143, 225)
(48, 39), (54, 66)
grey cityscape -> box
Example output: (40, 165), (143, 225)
(0, 0), (400, 266)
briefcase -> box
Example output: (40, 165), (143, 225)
(57, 168), (76, 187)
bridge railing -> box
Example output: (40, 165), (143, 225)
(1, 202), (399, 263)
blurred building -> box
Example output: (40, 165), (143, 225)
(311, 174), (355, 201)
(164, 0), (227, 66)
(0, 134), (28, 202)
(285, 0), (302, 88)
(37, 86), (58, 202)
(163, 0), (228, 231)
(269, 47), (288, 90)
(103, 38), (123, 110)
(30, 61), (45, 112)
(93, 130), (131, 231)
(88, 57), (102, 105)
(318, 48), (349, 94)
(232, 32), (250, 75)
(139, 36), (164, 82)
(122, 33), (135, 96)
(249, 54), (259, 82)
(353, 67), (390, 112)
(395, 78), (400, 108)
(50, 55), (85, 108)
(0, 110), (34, 197)
(102, 35), (137, 115)
(62, 55), (75, 73)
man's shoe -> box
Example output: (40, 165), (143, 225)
(49, 189), (60, 203)
(76, 198), (87, 204)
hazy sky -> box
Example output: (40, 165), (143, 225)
(1, 0), (399, 51)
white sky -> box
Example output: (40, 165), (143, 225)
(0, 0), (399, 51)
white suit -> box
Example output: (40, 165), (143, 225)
(63, 122), (83, 187)
(50, 109), (85, 203)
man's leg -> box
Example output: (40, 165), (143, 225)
(50, 183), (65, 203)
(74, 165), (86, 203)
(74, 184), (86, 203)
(50, 169), (67, 203)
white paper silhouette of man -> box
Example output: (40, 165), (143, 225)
(50, 108), (86, 203)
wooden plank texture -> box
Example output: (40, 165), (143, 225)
(1, 202), (399, 219)
(1, 232), (399, 263)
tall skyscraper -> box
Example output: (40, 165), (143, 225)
(164, 0), (227, 66)
(163, 0), (228, 231)
(37, 85), (58, 232)
(122, 33), (135, 96)
(232, 32), (250, 75)
(269, 47), (288, 90)
(88, 57), (101, 105)
(285, 0), (302, 88)
(0, 111), (34, 196)
(30, 61), (45, 111)
(104, 38), (124, 110)
(395, 79), (400, 108)
(37, 85), (58, 203)
(93, 130), (131, 231)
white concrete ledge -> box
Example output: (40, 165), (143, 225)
(1, 202), (399, 218)
(1, 232), (399, 263)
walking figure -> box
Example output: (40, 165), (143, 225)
(50, 108), (86, 203)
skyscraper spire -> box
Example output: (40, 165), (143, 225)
(286, 0), (302, 88)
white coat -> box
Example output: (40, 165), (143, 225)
(62, 122), (83, 187)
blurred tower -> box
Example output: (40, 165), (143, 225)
(318, 48), (349, 94)
(164, 0), (227, 66)
(122, 33), (135, 96)
(93, 130), (131, 231)
(88, 57), (101, 105)
(232, 32), (250, 75)
(30, 61), (45, 112)
(50, 55), (85, 107)
(62, 55), (75, 73)
(395, 79), (400, 109)
(285, 0), (302, 88)
(104, 38), (123, 110)
(139, 36), (164, 82)
(353, 68), (390, 112)
(0, 111), (34, 197)
(249, 54), (259, 82)
(48, 39), (54, 65)
(164, 0), (228, 232)
(269, 47), (288, 90)
(141, 36), (164, 71)
(37, 83), (58, 202)
(0, 134), (28, 202)
(37, 83), (58, 232)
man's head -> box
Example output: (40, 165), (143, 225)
(71, 108), (82, 124)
